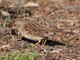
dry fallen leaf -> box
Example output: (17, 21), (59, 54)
(0, 11), (10, 17)
(23, 2), (39, 7)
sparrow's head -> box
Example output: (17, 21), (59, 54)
(12, 21), (23, 30)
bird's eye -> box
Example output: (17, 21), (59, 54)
(14, 24), (16, 26)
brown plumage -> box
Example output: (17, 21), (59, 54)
(13, 18), (73, 46)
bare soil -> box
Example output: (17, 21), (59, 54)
(0, 0), (80, 60)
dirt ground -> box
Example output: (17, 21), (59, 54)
(0, 0), (80, 60)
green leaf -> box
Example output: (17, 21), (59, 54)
(28, 54), (34, 60)
(0, 56), (5, 60)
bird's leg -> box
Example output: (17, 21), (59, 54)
(35, 38), (47, 52)
(34, 40), (41, 46)
(34, 38), (47, 52)
(35, 37), (48, 46)
(42, 39), (47, 46)
(41, 37), (48, 46)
